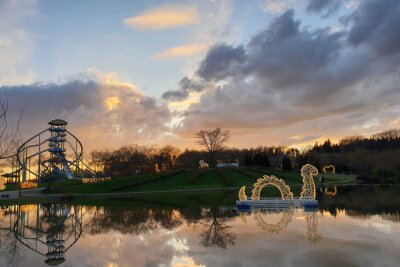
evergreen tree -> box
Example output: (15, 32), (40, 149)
(281, 156), (292, 171)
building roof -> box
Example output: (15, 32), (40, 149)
(48, 119), (68, 126)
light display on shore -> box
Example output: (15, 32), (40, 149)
(82, 177), (111, 183)
(0, 177), (5, 190)
(238, 164), (318, 201)
(199, 160), (209, 169)
(299, 164), (319, 200)
(20, 181), (38, 189)
(323, 165), (336, 173)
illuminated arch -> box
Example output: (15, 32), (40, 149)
(251, 175), (294, 200)
(254, 210), (294, 233)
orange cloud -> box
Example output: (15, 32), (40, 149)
(123, 6), (198, 30)
(153, 43), (206, 59)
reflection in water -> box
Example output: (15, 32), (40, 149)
(0, 185), (399, 266)
(253, 209), (294, 233)
(10, 204), (82, 266)
(241, 209), (321, 244)
(304, 212), (322, 245)
(0, 206), (22, 266)
(198, 210), (236, 249)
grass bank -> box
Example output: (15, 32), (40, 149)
(1, 167), (357, 201)
(57, 167), (357, 195)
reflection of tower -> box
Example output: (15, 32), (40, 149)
(304, 211), (322, 245)
(13, 204), (82, 266)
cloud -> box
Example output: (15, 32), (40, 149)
(5, 69), (171, 150)
(162, 77), (207, 101)
(171, 6), (400, 148)
(0, 0), (38, 85)
(197, 44), (246, 81)
(123, 6), (198, 30)
(346, 0), (400, 56)
(262, 0), (299, 14)
(152, 43), (206, 59)
(306, 0), (342, 17)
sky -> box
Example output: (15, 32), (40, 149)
(1, 0), (400, 151)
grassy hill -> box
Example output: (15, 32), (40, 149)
(48, 167), (357, 195)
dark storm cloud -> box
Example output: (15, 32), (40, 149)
(306, 0), (341, 17)
(347, 0), (400, 56)
(197, 44), (246, 81)
(6, 76), (171, 149)
(173, 5), (400, 145)
(162, 76), (205, 101)
(246, 10), (344, 89)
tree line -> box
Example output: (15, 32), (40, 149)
(88, 128), (400, 183)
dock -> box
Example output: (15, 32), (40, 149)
(236, 197), (318, 212)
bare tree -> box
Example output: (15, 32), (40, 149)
(0, 84), (22, 159)
(195, 128), (230, 167)
(198, 211), (236, 249)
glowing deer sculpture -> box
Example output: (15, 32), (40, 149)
(199, 160), (209, 170)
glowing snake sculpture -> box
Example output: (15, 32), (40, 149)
(238, 164), (319, 201)
(238, 164), (321, 241)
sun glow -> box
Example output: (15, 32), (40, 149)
(105, 96), (120, 111)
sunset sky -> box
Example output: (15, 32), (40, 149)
(1, 0), (400, 150)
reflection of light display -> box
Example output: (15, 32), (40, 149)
(300, 164), (318, 200)
(20, 181), (37, 189)
(324, 186), (337, 196)
(236, 164), (322, 243)
(199, 160), (209, 169)
(323, 165), (336, 173)
(304, 212), (322, 244)
(0, 177), (5, 190)
(251, 175), (294, 200)
(253, 209), (294, 233)
(239, 213), (247, 224)
(82, 177), (111, 183)
(240, 210), (322, 244)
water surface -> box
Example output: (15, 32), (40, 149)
(0, 185), (399, 267)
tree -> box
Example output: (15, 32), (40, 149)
(281, 156), (292, 171)
(0, 86), (22, 159)
(198, 211), (236, 249)
(156, 145), (181, 170)
(195, 128), (230, 167)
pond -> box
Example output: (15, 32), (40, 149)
(0, 185), (399, 267)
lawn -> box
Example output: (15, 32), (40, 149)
(59, 167), (357, 195)
(2, 167), (358, 196)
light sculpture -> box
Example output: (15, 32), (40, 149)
(0, 177), (5, 190)
(20, 181), (38, 189)
(237, 164), (320, 238)
(299, 164), (319, 200)
(199, 160), (209, 169)
(82, 177), (111, 184)
(322, 165), (335, 173)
